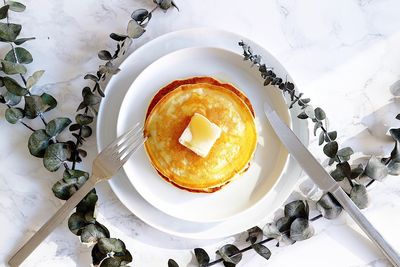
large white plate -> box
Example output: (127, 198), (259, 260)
(97, 28), (308, 239)
(117, 47), (291, 223)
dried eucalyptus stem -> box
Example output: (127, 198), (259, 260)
(168, 42), (400, 267)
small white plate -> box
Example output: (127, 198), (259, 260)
(97, 28), (308, 239)
(117, 47), (291, 223)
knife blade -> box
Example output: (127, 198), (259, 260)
(263, 99), (400, 267)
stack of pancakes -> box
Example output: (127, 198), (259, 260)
(144, 77), (257, 193)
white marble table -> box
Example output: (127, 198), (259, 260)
(1, 0), (400, 266)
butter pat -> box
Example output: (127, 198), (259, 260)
(179, 113), (222, 157)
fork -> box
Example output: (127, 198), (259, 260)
(8, 123), (145, 267)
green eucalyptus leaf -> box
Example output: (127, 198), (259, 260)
(0, 5), (9, 19)
(81, 125), (92, 138)
(127, 19), (145, 39)
(2, 91), (21, 106)
(245, 226), (262, 244)
(76, 114), (93, 125)
(284, 200), (309, 220)
(351, 164), (364, 179)
(24, 93), (57, 118)
(0, 22), (21, 42)
(43, 143), (70, 172)
(323, 141), (338, 158)
(131, 8), (149, 22)
(194, 248), (209, 267)
(350, 184), (369, 209)
(46, 117), (71, 137)
(330, 167), (344, 181)
(387, 160), (400, 175)
(98, 50), (112, 61)
(14, 37), (35, 45)
(289, 218), (314, 241)
(389, 128), (400, 143)
(316, 193), (342, 219)
(80, 223), (109, 245)
(52, 170), (90, 200)
(109, 32), (127, 41)
(76, 190), (98, 221)
(337, 147), (354, 158)
(297, 111), (308, 119)
(251, 244), (271, 260)
(40, 92), (57, 110)
(217, 244), (242, 265)
(99, 258), (120, 267)
(168, 259), (179, 267)
(364, 156), (388, 181)
(114, 249), (132, 266)
(68, 212), (88, 235)
(28, 129), (51, 157)
(6, 1), (26, 12)
(318, 131), (325, 145)
(5, 47), (33, 64)
(92, 244), (107, 265)
(5, 107), (23, 123)
(154, 0), (178, 11)
(84, 73), (98, 82)
(276, 216), (292, 233)
(26, 70), (45, 89)
(336, 162), (352, 179)
(3, 76), (28, 96)
(314, 107), (326, 120)
(325, 131), (337, 141)
(97, 238), (125, 254)
(314, 121), (322, 136)
(1, 60), (27, 74)
(83, 93), (101, 106)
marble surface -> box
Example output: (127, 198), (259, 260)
(1, 0), (400, 266)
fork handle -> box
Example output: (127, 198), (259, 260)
(331, 186), (400, 267)
(8, 178), (97, 267)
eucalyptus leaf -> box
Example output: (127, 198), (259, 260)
(289, 218), (314, 241)
(6, 1), (25, 12)
(52, 169), (89, 200)
(262, 223), (282, 240)
(337, 147), (354, 158)
(3, 76), (28, 96)
(1, 60), (27, 74)
(387, 160), (400, 175)
(326, 131), (337, 141)
(217, 244), (242, 265)
(336, 162), (352, 179)
(83, 93), (101, 106)
(314, 107), (326, 120)
(98, 50), (112, 61)
(284, 200), (309, 220)
(43, 143), (70, 172)
(5, 107), (23, 124)
(330, 167), (345, 181)
(0, 22), (21, 42)
(110, 32), (127, 41)
(68, 212), (88, 235)
(194, 248), (210, 267)
(14, 37), (35, 45)
(76, 114), (93, 125)
(276, 216), (292, 233)
(26, 70), (45, 89)
(251, 244), (271, 260)
(323, 141), (338, 158)
(0, 5), (9, 19)
(76, 190), (97, 218)
(99, 257), (120, 267)
(245, 226), (262, 244)
(97, 238), (125, 254)
(127, 19), (145, 39)
(24, 95), (51, 119)
(168, 259), (179, 267)
(351, 164), (364, 179)
(350, 184), (369, 209)
(389, 128), (400, 143)
(92, 244), (107, 265)
(81, 125), (92, 138)
(364, 156), (388, 181)
(131, 8), (149, 23)
(316, 193), (342, 219)
(40, 93), (57, 110)
(297, 111), (308, 119)
(46, 117), (71, 137)
(5, 47), (33, 64)
(28, 129), (51, 157)
(314, 121), (322, 136)
(80, 223), (109, 245)
(318, 131), (325, 145)
(84, 73), (98, 82)
(2, 91), (21, 106)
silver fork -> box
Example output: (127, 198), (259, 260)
(8, 123), (145, 267)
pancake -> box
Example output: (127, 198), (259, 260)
(144, 77), (257, 193)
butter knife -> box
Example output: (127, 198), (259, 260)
(264, 100), (400, 267)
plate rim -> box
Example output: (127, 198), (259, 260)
(96, 27), (309, 239)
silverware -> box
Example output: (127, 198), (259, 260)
(8, 123), (146, 267)
(263, 100), (400, 267)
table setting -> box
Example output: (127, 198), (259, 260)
(1, 0), (400, 266)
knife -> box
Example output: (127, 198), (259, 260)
(264, 100), (400, 267)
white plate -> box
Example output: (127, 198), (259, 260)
(97, 28), (308, 239)
(117, 47), (291, 223)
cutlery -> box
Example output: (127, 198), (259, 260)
(9, 123), (146, 267)
(263, 100), (400, 267)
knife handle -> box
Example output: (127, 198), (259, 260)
(331, 186), (400, 267)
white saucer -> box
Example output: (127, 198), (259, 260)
(117, 47), (291, 223)
(97, 28), (308, 239)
